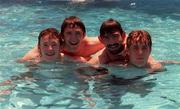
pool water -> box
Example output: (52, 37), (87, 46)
(0, 0), (180, 109)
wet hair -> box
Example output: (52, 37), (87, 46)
(38, 28), (61, 55)
(60, 16), (86, 37)
(127, 30), (152, 49)
(99, 18), (125, 40)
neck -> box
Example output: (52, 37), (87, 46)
(40, 55), (62, 62)
(63, 44), (82, 56)
(108, 44), (125, 55)
(106, 48), (122, 56)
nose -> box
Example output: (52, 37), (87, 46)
(109, 37), (115, 43)
(48, 46), (53, 50)
(71, 33), (78, 41)
(137, 48), (143, 55)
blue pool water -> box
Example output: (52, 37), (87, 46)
(0, 0), (180, 109)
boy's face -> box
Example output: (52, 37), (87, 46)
(128, 42), (151, 67)
(63, 26), (84, 52)
(40, 35), (60, 60)
(100, 31), (123, 54)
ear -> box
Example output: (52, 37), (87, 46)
(122, 32), (127, 43)
(149, 48), (152, 54)
(38, 46), (42, 56)
(98, 36), (104, 43)
(59, 44), (64, 52)
(83, 33), (86, 38)
(126, 48), (130, 56)
(59, 33), (65, 41)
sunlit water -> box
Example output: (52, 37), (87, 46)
(0, 0), (180, 109)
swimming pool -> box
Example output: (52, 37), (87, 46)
(0, 0), (180, 109)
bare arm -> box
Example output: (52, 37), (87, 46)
(88, 56), (100, 65)
(82, 37), (104, 56)
(159, 60), (180, 65)
(18, 45), (39, 62)
(87, 49), (109, 65)
(147, 55), (165, 73)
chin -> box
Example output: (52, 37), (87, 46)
(69, 44), (79, 49)
(135, 64), (145, 68)
(109, 49), (119, 54)
(46, 56), (55, 59)
(133, 61), (146, 68)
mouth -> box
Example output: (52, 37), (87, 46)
(136, 57), (144, 60)
(69, 41), (79, 46)
(107, 43), (120, 50)
(45, 52), (55, 56)
(135, 58), (146, 65)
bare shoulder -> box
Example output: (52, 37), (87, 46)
(147, 55), (165, 73)
(91, 48), (104, 58)
(82, 36), (104, 51)
(88, 48), (106, 65)
(19, 46), (39, 62)
(148, 55), (159, 63)
(83, 36), (102, 45)
(79, 36), (104, 57)
(87, 56), (99, 65)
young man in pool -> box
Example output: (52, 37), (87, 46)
(60, 16), (104, 60)
(126, 30), (164, 73)
(18, 28), (63, 62)
(88, 18), (128, 65)
(21, 16), (104, 61)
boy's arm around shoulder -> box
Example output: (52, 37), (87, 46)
(83, 36), (104, 56)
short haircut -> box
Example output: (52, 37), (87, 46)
(38, 28), (60, 55)
(60, 16), (86, 37)
(127, 30), (152, 49)
(100, 18), (125, 39)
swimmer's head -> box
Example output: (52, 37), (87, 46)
(100, 18), (125, 38)
(60, 16), (86, 38)
(99, 18), (126, 54)
(127, 30), (152, 67)
(38, 28), (62, 60)
(60, 16), (86, 51)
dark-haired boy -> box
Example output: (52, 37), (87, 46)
(88, 18), (128, 65)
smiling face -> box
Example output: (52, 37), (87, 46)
(40, 35), (60, 61)
(38, 28), (61, 61)
(63, 26), (84, 52)
(99, 19), (125, 55)
(100, 31), (124, 54)
(127, 30), (152, 67)
(60, 16), (86, 53)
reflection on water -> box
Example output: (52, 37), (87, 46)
(0, 61), (158, 109)
(0, 62), (89, 108)
(92, 72), (156, 109)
